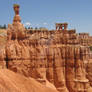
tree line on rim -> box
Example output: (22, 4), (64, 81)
(0, 24), (7, 29)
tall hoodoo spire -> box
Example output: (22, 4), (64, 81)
(7, 4), (25, 41)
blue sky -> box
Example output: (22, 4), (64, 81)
(0, 0), (92, 34)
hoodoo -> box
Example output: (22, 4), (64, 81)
(0, 4), (92, 92)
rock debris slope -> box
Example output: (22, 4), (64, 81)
(0, 69), (58, 92)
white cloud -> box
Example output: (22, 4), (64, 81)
(43, 22), (48, 25)
(25, 22), (31, 26)
(36, 24), (39, 26)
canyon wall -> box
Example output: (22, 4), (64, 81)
(1, 4), (92, 92)
(5, 31), (92, 92)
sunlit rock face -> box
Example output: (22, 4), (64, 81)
(1, 4), (92, 92)
(6, 40), (91, 92)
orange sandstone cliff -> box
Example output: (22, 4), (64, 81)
(0, 4), (92, 92)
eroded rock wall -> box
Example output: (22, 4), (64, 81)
(4, 37), (91, 92)
(1, 4), (92, 92)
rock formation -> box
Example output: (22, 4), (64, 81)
(7, 4), (26, 41)
(0, 4), (92, 92)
